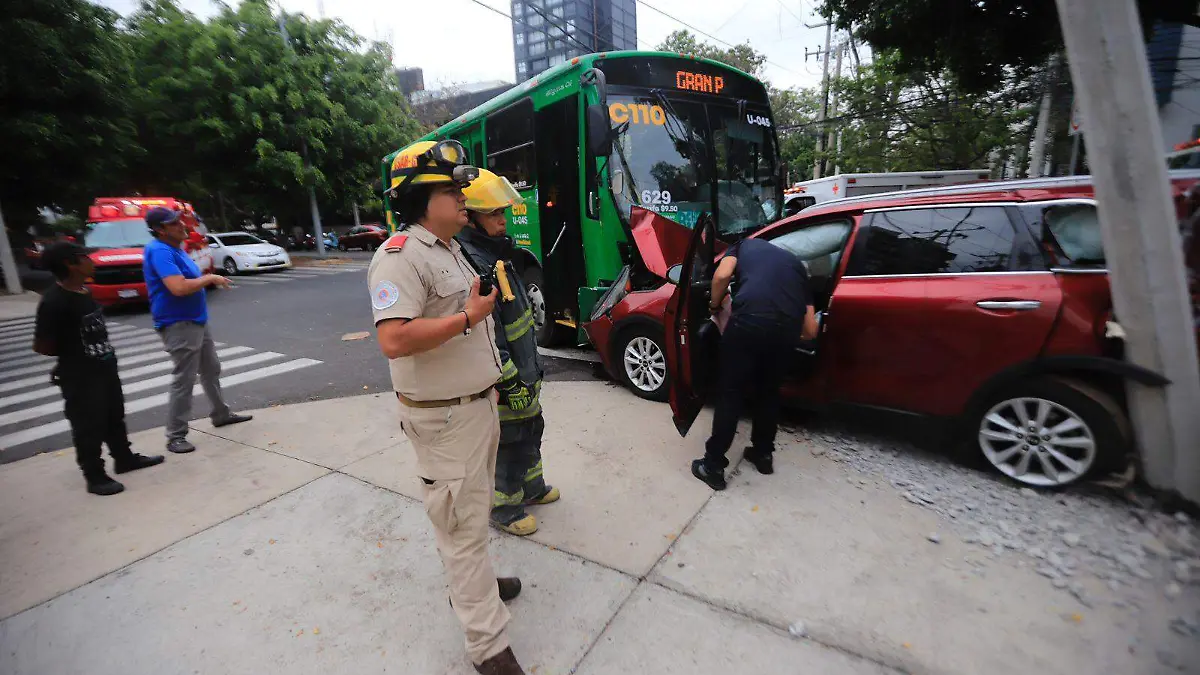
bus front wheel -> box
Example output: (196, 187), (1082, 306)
(523, 265), (570, 347)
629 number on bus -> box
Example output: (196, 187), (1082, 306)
(641, 190), (678, 213)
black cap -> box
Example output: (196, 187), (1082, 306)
(145, 206), (182, 229)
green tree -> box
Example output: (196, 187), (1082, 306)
(771, 87), (822, 182)
(0, 0), (138, 228)
(818, 0), (1198, 93)
(655, 30), (766, 77)
(827, 51), (1036, 172)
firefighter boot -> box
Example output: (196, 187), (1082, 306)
(491, 508), (538, 536)
(523, 485), (560, 506)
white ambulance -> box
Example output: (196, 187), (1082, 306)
(783, 170), (992, 215)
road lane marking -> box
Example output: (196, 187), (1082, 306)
(0, 342), (220, 380)
(0, 358), (320, 450)
(0, 324), (138, 350)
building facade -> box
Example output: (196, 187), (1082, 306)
(511, 0), (637, 81)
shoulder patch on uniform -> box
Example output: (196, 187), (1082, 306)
(371, 280), (400, 310)
(384, 234), (408, 252)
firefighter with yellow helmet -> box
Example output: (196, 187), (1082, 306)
(456, 170), (559, 537)
(369, 139), (528, 675)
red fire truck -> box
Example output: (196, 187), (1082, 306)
(82, 197), (214, 306)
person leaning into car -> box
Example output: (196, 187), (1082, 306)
(690, 238), (819, 491)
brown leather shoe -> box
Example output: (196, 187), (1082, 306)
(497, 577), (522, 602)
(474, 647), (525, 675)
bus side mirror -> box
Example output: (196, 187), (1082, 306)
(587, 104), (612, 158)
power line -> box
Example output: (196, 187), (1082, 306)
(460, 0), (594, 62)
(773, 0), (805, 25)
(635, 0), (800, 74)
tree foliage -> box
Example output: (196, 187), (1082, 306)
(1, 0), (422, 232)
(0, 0), (138, 228)
(655, 30), (766, 77)
(818, 0), (1199, 93)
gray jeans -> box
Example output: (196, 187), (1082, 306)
(160, 321), (231, 440)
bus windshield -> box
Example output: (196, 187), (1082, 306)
(607, 93), (779, 238)
(84, 219), (154, 249)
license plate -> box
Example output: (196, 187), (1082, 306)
(118, 289), (139, 299)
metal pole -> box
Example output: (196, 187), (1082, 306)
(353, 203), (361, 228)
(0, 200), (24, 295)
(1056, 0), (1200, 501)
(811, 22), (833, 179)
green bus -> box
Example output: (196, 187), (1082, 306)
(381, 51), (782, 345)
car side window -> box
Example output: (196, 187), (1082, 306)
(846, 206), (1019, 276)
(766, 220), (853, 279)
(1020, 202), (1105, 268)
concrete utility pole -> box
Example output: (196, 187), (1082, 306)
(1056, 0), (1200, 502)
(352, 203), (361, 228)
(0, 201), (24, 295)
(828, 42), (845, 175)
(807, 21), (833, 179)
(1028, 55), (1061, 178)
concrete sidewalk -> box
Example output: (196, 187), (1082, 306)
(0, 381), (1192, 675)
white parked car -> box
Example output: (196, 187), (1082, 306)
(207, 232), (292, 275)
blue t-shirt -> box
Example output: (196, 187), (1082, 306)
(143, 238), (207, 328)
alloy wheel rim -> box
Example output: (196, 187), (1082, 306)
(623, 336), (665, 392)
(527, 283), (547, 335)
(978, 396), (1096, 487)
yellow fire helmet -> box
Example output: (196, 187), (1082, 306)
(387, 139), (480, 194)
(463, 169), (524, 213)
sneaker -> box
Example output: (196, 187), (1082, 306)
(742, 447), (775, 475)
(492, 513), (538, 536)
(113, 453), (165, 475)
(691, 459), (727, 491)
(167, 438), (196, 454)
(522, 486), (560, 505)
(474, 647), (526, 675)
(212, 413), (253, 428)
(86, 474), (125, 496)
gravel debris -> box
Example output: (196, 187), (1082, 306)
(788, 621), (808, 638)
(1169, 614), (1199, 637)
(1165, 582), (1182, 599)
(927, 533), (941, 544)
(783, 419), (1200, 612)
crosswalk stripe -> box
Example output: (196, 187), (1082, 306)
(0, 324), (138, 350)
(0, 327), (160, 362)
(226, 278), (269, 285)
(0, 346), (259, 408)
(0, 318), (36, 330)
(0, 358), (321, 449)
(0, 341), (218, 381)
(0, 351), (289, 428)
(0, 346), (253, 396)
(0, 325), (37, 339)
(288, 266), (351, 274)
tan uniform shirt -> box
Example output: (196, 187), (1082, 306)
(368, 224), (502, 401)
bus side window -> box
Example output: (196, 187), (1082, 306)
(486, 98), (535, 190)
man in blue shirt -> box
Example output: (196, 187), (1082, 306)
(143, 207), (251, 454)
(691, 238), (819, 491)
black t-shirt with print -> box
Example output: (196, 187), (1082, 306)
(34, 285), (118, 379)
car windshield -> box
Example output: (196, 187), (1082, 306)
(218, 234), (264, 246)
(83, 219), (153, 249)
(608, 93), (779, 240)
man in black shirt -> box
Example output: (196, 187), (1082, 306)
(691, 238), (819, 491)
(33, 243), (164, 495)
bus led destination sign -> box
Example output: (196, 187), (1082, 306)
(675, 70), (725, 94)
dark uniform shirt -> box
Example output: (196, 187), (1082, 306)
(726, 238), (812, 323)
(34, 285), (117, 380)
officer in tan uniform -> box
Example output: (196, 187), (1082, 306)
(369, 140), (527, 675)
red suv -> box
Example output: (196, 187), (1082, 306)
(584, 174), (1200, 488)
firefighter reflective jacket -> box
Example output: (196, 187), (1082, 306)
(456, 226), (544, 422)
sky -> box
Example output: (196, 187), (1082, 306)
(93, 0), (841, 91)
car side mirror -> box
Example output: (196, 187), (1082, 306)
(586, 104), (612, 158)
(666, 263), (683, 285)
(209, 242), (219, 248)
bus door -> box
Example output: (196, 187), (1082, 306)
(533, 95), (586, 342)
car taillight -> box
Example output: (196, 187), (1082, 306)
(589, 265), (632, 321)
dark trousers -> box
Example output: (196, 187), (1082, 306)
(492, 413), (547, 524)
(703, 316), (791, 472)
(57, 369), (133, 478)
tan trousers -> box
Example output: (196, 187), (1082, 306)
(398, 394), (509, 665)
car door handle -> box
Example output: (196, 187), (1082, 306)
(976, 300), (1042, 311)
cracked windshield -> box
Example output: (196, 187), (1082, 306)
(608, 94), (779, 238)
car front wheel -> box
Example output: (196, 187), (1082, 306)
(614, 325), (669, 401)
(223, 258), (238, 276)
(973, 376), (1128, 488)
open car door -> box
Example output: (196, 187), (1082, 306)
(664, 213), (718, 436)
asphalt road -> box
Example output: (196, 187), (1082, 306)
(0, 256), (599, 464)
